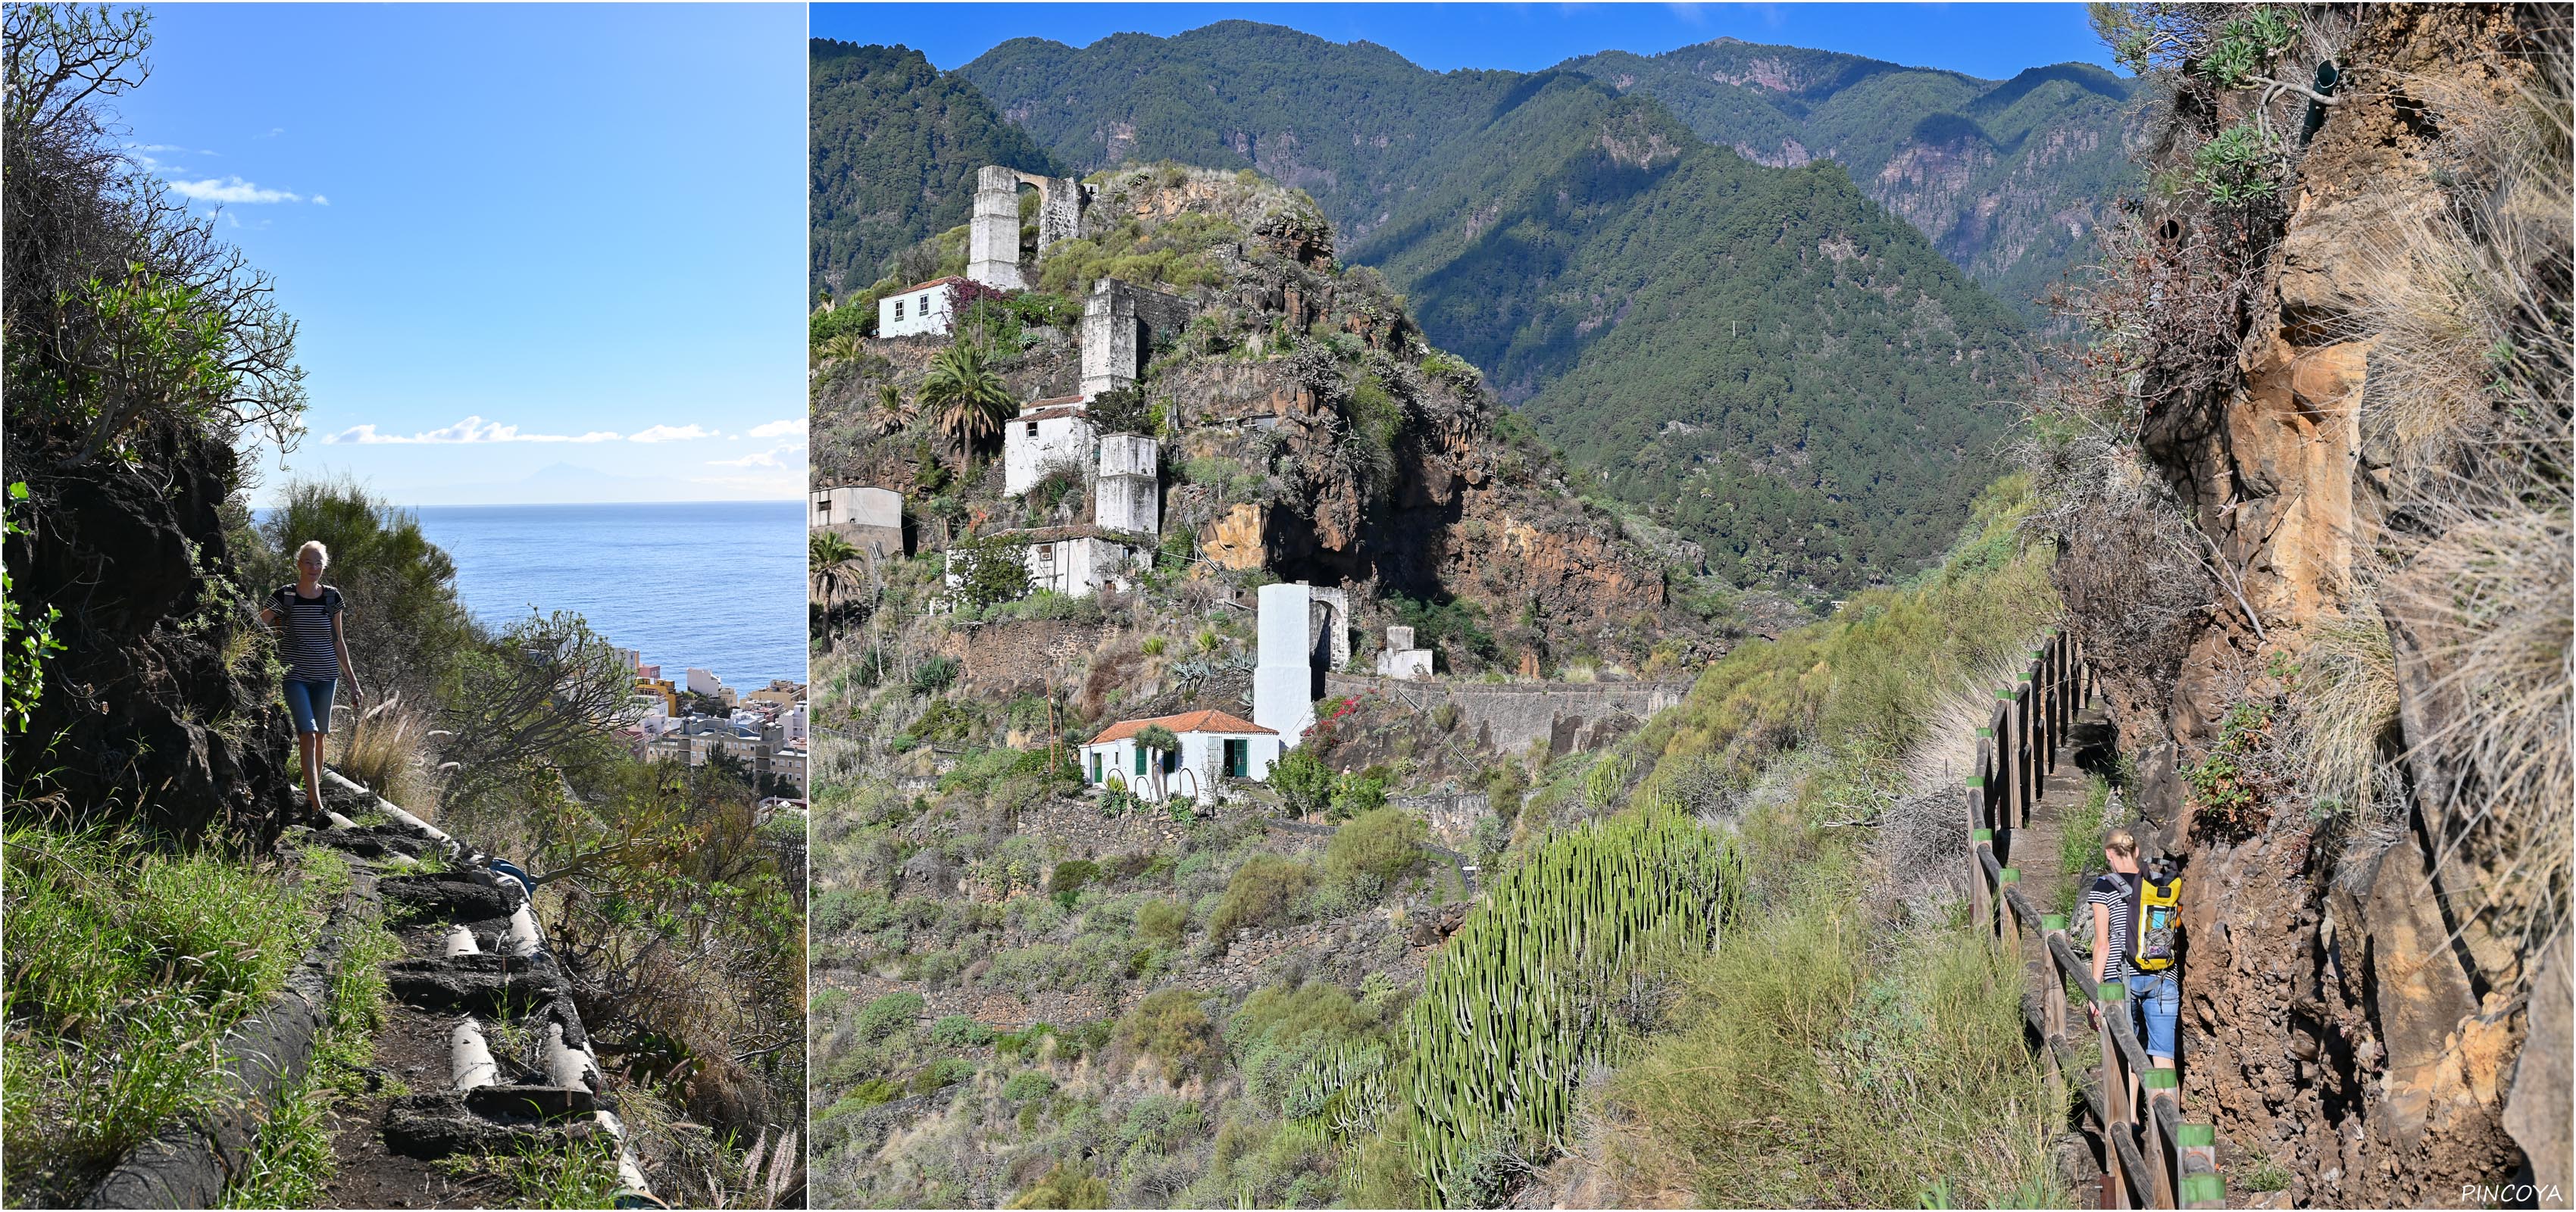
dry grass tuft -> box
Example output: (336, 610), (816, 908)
(332, 692), (440, 818)
(2288, 609), (2404, 826)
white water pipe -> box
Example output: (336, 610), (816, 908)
(450, 1018), (499, 1090)
(442, 926), (480, 957)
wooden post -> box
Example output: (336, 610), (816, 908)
(1995, 689), (2018, 829)
(1999, 867), (2023, 951)
(2097, 981), (2133, 1210)
(2015, 679), (2037, 827)
(2043, 914), (2071, 1116)
(2176, 1124), (2223, 1209)
(2033, 645), (2054, 774)
(2141, 1067), (2181, 1209)
(1971, 826), (1996, 936)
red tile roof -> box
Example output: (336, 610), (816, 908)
(1088, 709), (1277, 744)
(895, 275), (964, 293)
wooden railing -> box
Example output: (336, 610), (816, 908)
(1965, 629), (2226, 1210)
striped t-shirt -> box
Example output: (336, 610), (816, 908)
(272, 586), (345, 683)
(2087, 872), (2138, 981)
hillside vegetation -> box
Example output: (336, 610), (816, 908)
(811, 39), (1063, 299)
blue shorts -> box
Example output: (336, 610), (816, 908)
(283, 678), (336, 736)
(2128, 970), (2179, 1060)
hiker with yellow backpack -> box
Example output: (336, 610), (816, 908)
(2087, 827), (2182, 1082)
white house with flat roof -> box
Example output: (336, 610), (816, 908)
(1080, 709), (1281, 804)
(877, 276), (961, 338)
(1002, 397), (1095, 497)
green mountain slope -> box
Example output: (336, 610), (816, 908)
(1558, 41), (2140, 312)
(808, 39), (1061, 299)
(1352, 75), (2027, 588)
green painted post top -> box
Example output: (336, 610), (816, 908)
(2176, 1124), (2216, 1148)
(1977, 726), (1993, 737)
(2143, 1069), (2181, 1091)
(1996, 689), (2015, 700)
(2098, 982), (2128, 1001)
(2046, 626), (2059, 636)
(2018, 673), (2034, 683)
(1972, 829), (1994, 842)
(1999, 867), (2021, 883)
(1968, 774), (1985, 788)
(2042, 914), (2068, 932)
(2181, 1175), (2225, 1204)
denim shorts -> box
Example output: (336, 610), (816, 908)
(283, 678), (336, 736)
(2129, 970), (2179, 1060)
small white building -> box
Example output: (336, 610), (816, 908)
(1081, 709), (1281, 804)
(877, 276), (961, 339)
(1002, 397), (1095, 497)
(684, 667), (732, 704)
(811, 484), (903, 558)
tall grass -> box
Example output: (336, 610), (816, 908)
(217, 907), (403, 1209)
(1602, 831), (2057, 1207)
(2, 825), (322, 1206)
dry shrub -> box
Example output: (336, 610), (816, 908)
(2287, 609), (2403, 827)
(2023, 424), (2210, 695)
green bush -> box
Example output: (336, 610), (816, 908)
(909, 1057), (974, 1096)
(1001, 1071), (1056, 1102)
(1208, 855), (1315, 940)
(1269, 746), (1337, 819)
(856, 992), (924, 1042)
(930, 1014), (996, 1048)
(1005, 1161), (1108, 1210)
(909, 655), (960, 696)
(1114, 989), (1219, 1084)
(1324, 807), (1428, 887)
(1135, 898), (1188, 947)
(1329, 773), (1389, 822)
(1048, 860), (1100, 896)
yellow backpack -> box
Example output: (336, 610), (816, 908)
(2134, 867), (2181, 972)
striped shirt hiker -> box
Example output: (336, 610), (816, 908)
(272, 585), (345, 683)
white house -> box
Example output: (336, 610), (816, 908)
(1080, 709), (1281, 804)
(877, 276), (962, 338)
(811, 484), (903, 558)
(1002, 397), (1094, 497)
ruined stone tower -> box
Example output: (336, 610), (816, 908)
(967, 166), (1093, 292)
(1095, 433), (1158, 536)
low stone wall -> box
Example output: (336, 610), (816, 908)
(939, 618), (1120, 697)
(1324, 674), (1691, 756)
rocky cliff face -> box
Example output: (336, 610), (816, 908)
(5, 424), (296, 845)
(2042, 6), (2568, 1203)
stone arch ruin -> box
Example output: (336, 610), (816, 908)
(967, 166), (1093, 291)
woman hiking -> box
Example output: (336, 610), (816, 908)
(260, 540), (364, 817)
(2088, 827), (2180, 1106)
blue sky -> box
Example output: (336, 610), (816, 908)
(811, 2), (2121, 80)
(121, 4), (805, 507)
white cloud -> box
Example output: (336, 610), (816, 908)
(312, 195), (330, 206)
(169, 175), (302, 204)
(745, 418), (803, 439)
(322, 415), (623, 445)
(627, 424), (717, 443)
(706, 444), (805, 468)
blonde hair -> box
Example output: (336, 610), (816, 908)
(295, 540), (330, 571)
(2104, 828), (2140, 857)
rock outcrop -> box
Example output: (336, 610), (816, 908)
(2048, 6), (2569, 1203)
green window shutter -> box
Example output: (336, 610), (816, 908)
(1134, 745), (1146, 776)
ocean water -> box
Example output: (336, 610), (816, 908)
(405, 501), (806, 689)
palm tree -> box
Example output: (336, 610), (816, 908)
(920, 342), (1015, 466)
(809, 529), (865, 650)
(871, 382), (916, 436)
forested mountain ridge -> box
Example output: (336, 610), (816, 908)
(1558, 39), (2143, 314)
(811, 39), (1063, 298)
(1342, 72), (2029, 588)
(952, 23), (2030, 589)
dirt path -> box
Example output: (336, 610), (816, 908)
(304, 775), (659, 1210)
